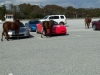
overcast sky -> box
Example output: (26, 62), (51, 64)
(15, 0), (73, 7)
(1, 0), (100, 8)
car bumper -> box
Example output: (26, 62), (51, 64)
(8, 32), (30, 37)
(52, 30), (66, 35)
(46, 28), (67, 35)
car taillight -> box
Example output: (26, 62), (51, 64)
(56, 25), (60, 27)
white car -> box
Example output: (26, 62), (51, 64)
(39, 15), (67, 25)
(8, 22), (30, 38)
(5, 14), (14, 22)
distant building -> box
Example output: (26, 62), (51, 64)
(4, 14), (14, 22)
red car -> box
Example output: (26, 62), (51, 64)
(92, 20), (100, 30)
(36, 21), (67, 35)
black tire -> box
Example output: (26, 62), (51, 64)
(93, 25), (97, 30)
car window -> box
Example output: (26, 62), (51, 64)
(34, 21), (40, 24)
(60, 16), (64, 19)
(53, 16), (59, 19)
(43, 16), (48, 19)
(29, 21), (34, 24)
(20, 22), (25, 27)
(49, 16), (54, 19)
(29, 21), (40, 24)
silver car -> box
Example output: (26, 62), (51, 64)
(8, 22), (30, 38)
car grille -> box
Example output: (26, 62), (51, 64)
(12, 34), (24, 36)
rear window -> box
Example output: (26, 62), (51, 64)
(60, 16), (64, 19)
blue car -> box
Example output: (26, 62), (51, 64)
(25, 20), (40, 32)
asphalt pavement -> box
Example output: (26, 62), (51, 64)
(0, 18), (100, 75)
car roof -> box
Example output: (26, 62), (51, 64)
(47, 15), (65, 16)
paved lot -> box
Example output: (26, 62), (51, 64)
(0, 18), (100, 75)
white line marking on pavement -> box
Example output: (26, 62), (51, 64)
(71, 34), (81, 37)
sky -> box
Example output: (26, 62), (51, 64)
(0, 0), (100, 8)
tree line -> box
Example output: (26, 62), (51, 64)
(0, 3), (100, 20)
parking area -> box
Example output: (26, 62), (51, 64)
(0, 18), (100, 75)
